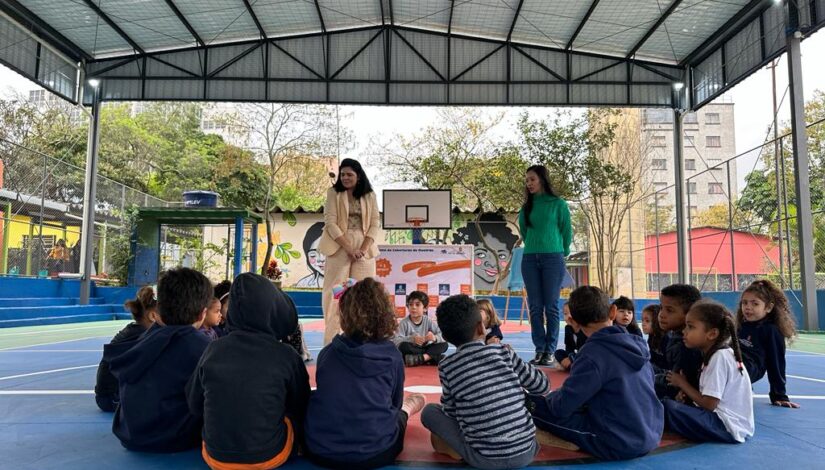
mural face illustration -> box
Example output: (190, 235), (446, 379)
(306, 238), (325, 275)
(293, 221), (326, 288)
(473, 233), (509, 285)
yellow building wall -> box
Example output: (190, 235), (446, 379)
(4, 214), (81, 248)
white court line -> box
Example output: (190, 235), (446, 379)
(0, 323), (125, 338)
(0, 336), (109, 351)
(787, 374), (825, 384)
(753, 394), (825, 400)
(0, 364), (97, 381)
(0, 390), (94, 395)
(0, 349), (101, 353)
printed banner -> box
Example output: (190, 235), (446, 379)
(375, 245), (474, 318)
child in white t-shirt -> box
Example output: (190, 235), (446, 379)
(664, 300), (754, 443)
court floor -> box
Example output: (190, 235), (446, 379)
(1, 320), (824, 469)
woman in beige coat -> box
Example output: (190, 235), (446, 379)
(319, 158), (381, 345)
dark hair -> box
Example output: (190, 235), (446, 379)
(406, 290), (429, 308)
(451, 212), (519, 249)
(303, 222), (324, 268)
(660, 284), (702, 313)
(332, 158), (373, 199)
(522, 165), (558, 228)
(156, 268), (214, 325)
(612, 296), (635, 313)
(642, 304), (665, 351)
(688, 300), (744, 374)
(124, 286), (157, 323)
(339, 278), (397, 341)
(436, 294), (482, 346)
(214, 280), (232, 305)
(568, 286), (610, 326)
(737, 279), (796, 340)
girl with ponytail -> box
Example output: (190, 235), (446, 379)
(662, 300), (755, 443)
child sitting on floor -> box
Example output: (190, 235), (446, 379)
(664, 300), (754, 443)
(612, 296), (643, 336)
(105, 267), (212, 452)
(642, 304), (668, 371)
(95, 286), (157, 412)
(304, 278), (426, 469)
(199, 298), (222, 341)
(187, 273), (311, 469)
(737, 279), (799, 408)
(654, 284), (704, 400)
(529, 286), (663, 461)
(393, 290), (449, 366)
(553, 302), (587, 371)
(213, 280), (232, 337)
(476, 298), (503, 344)
(422, 294), (547, 470)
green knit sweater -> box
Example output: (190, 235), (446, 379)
(518, 194), (573, 256)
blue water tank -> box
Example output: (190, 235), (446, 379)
(182, 190), (219, 208)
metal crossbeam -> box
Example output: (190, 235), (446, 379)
(80, 0), (144, 54)
(241, 0), (267, 39)
(566, 0), (601, 50)
(163, 0), (203, 46)
(626, 0), (684, 58)
(0, 0), (91, 61)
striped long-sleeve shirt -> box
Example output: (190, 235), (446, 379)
(438, 341), (549, 458)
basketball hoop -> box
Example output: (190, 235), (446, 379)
(408, 217), (425, 228)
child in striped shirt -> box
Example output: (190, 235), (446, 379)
(421, 295), (548, 470)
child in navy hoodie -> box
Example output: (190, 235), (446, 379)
(95, 286), (157, 412)
(529, 286), (663, 461)
(612, 296), (643, 337)
(104, 268), (212, 452)
(654, 284), (703, 400)
(554, 302), (587, 370)
(187, 273), (311, 468)
(304, 278), (426, 469)
(737, 279), (799, 408)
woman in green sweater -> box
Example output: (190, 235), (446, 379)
(518, 165), (573, 366)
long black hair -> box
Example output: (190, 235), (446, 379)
(522, 165), (557, 228)
(333, 158), (373, 199)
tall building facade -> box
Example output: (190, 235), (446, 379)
(642, 102), (737, 218)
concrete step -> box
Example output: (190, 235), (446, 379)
(0, 313), (118, 328)
(0, 297), (105, 308)
(0, 304), (120, 322)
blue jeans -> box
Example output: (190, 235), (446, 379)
(521, 253), (565, 354)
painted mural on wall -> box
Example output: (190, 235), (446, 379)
(451, 213), (519, 290)
(205, 211), (521, 291)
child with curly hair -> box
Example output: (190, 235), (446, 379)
(737, 279), (799, 408)
(304, 278), (426, 469)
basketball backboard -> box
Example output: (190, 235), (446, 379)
(382, 190), (452, 230)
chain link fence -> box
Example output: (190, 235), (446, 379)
(0, 138), (170, 283)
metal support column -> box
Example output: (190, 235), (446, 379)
(250, 220), (258, 274)
(233, 216), (243, 279)
(79, 84), (101, 304)
(786, 23), (819, 330)
(673, 110), (690, 284)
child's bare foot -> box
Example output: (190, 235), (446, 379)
(536, 429), (580, 451)
(431, 433), (462, 460)
(402, 393), (426, 416)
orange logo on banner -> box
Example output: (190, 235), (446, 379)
(428, 295), (439, 308)
(460, 284), (471, 295)
(395, 306), (407, 318)
(376, 258), (392, 277)
(417, 283), (428, 293)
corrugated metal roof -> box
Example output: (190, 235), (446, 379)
(1, 0), (823, 108)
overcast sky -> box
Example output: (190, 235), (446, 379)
(2, 31), (823, 200)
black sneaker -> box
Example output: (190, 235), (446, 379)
(426, 341), (449, 357)
(429, 353), (446, 365)
(539, 353), (555, 367)
(529, 352), (544, 365)
(405, 354), (426, 367)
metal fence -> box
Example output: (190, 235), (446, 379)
(0, 138), (170, 282)
(621, 118), (825, 302)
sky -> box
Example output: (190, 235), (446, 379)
(2, 30), (823, 200)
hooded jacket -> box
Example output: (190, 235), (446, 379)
(186, 273), (311, 464)
(304, 334), (405, 462)
(104, 321), (209, 452)
(547, 325), (663, 460)
(95, 322), (147, 402)
(739, 319), (789, 402)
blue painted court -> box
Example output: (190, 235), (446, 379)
(1, 320), (824, 470)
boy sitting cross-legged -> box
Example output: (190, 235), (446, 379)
(422, 294), (548, 470)
(528, 286), (664, 461)
(393, 290), (449, 366)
